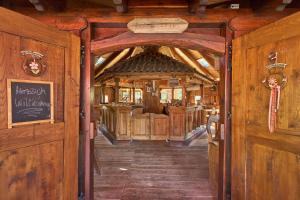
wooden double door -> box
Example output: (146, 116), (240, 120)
(0, 8), (80, 199)
(232, 12), (300, 200)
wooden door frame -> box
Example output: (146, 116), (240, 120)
(87, 25), (232, 200)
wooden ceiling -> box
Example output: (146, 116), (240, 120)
(2, 0), (300, 13)
(94, 46), (220, 83)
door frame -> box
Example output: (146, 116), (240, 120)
(85, 22), (232, 200)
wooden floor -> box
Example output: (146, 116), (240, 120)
(94, 133), (214, 200)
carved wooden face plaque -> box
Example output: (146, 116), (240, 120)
(262, 52), (287, 89)
(21, 51), (47, 76)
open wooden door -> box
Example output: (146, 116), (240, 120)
(0, 8), (80, 199)
(232, 12), (300, 200)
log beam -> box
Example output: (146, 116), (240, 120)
(189, 0), (232, 14)
(173, 48), (216, 80)
(95, 48), (133, 79)
(251, 0), (293, 11)
(91, 31), (225, 56)
(28, 0), (45, 11)
(94, 51), (122, 78)
(113, 0), (128, 13)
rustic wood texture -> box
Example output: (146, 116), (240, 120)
(208, 142), (219, 198)
(127, 18), (188, 33)
(0, 141), (64, 200)
(91, 31), (225, 55)
(94, 134), (215, 200)
(0, 33), (65, 129)
(0, 8), (80, 200)
(115, 107), (132, 140)
(232, 11), (300, 200)
(131, 113), (151, 140)
(168, 106), (186, 141)
(150, 113), (170, 140)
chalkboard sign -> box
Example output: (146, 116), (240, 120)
(7, 79), (54, 128)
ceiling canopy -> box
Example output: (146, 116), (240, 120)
(97, 47), (214, 83)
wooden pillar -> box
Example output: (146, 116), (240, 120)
(114, 78), (120, 103)
(187, 91), (191, 105)
(182, 79), (186, 107)
(200, 83), (204, 100)
(171, 88), (174, 102)
(132, 81), (136, 104)
(79, 23), (92, 200)
(100, 83), (106, 103)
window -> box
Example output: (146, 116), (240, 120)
(160, 89), (172, 103)
(134, 89), (143, 104)
(104, 95), (109, 103)
(119, 88), (131, 102)
(173, 88), (182, 100)
(195, 95), (201, 104)
(160, 88), (183, 103)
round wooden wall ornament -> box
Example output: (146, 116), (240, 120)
(21, 50), (47, 76)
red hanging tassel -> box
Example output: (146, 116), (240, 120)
(268, 84), (281, 133)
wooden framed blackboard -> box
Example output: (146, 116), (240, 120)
(7, 79), (54, 128)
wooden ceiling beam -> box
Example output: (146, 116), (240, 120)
(178, 48), (216, 79)
(28, 0), (66, 12)
(95, 51), (122, 76)
(95, 48), (134, 79)
(188, 0), (208, 15)
(128, 0), (187, 8)
(189, 0), (232, 14)
(188, 50), (220, 79)
(28, 0), (45, 11)
(91, 31), (225, 56)
(169, 47), (189, 64)
(251, 0), (293, 11)
(113, 0), (128, 13)
(172, 47), (215, 80)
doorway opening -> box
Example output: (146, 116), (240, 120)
(88, 28), (230, 199)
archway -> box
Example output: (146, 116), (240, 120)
(91, 31), (225, 55)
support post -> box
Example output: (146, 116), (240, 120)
(182, 79), (187, 106)
(114, 78), (120, 103)
(101, 83), (106, 103)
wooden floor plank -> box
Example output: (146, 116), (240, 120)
(94, 133), (214, 200)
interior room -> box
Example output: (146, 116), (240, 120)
(0, 1), (300, 200)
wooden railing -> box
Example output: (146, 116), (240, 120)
(95, 104), (204, 141)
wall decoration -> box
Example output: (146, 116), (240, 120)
(7, 79), (54, 128)
(21, 50), (47, 76)
(169, 78), (179, 87)
(127, 18), (188, 33)
(262, 52), (287, 133)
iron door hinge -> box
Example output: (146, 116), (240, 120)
(80, 45), (85, 68)
(227, 111), (232, 120)
(227, 44), (232, 72)
(80, 109), (85, 119)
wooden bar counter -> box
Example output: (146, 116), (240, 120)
(95, 104), (204, 142)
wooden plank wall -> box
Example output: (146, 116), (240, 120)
(0, 8), (80, 200)
(232, 12), (300, 200)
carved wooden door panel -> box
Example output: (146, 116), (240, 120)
(0, 8), (80, 200)
(232, 12), (300, 200)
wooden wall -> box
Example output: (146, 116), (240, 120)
(202, 87), (219, 106)
(143, 81), (161, 114)
(232, 12), (300, 200)
(0, 8), (80, 200)
(209, 142), (219, 198)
